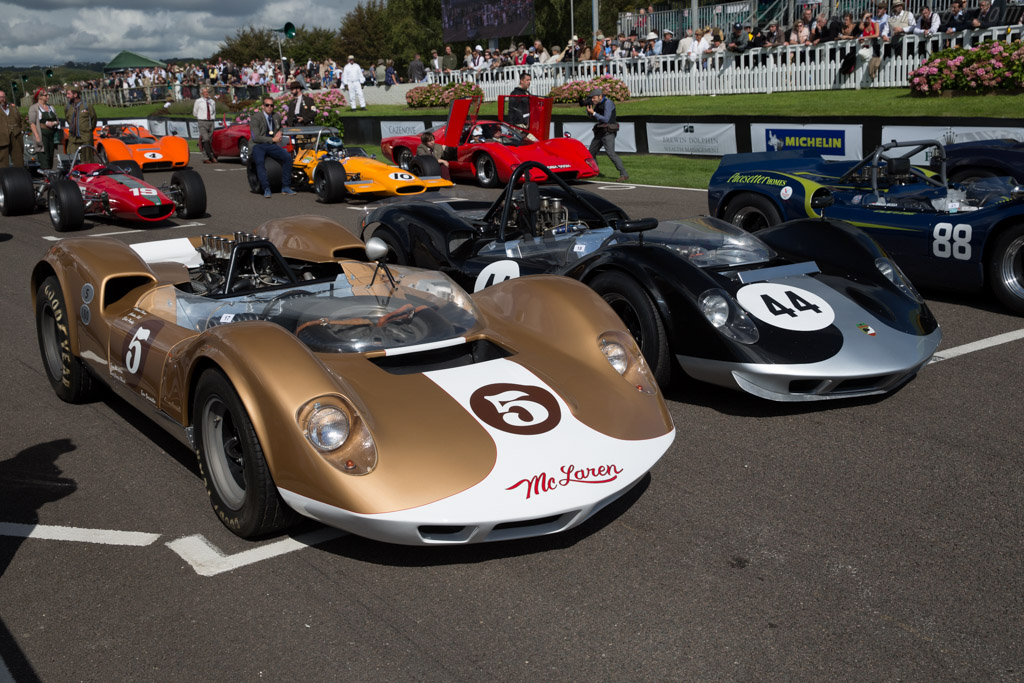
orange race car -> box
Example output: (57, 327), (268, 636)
(93, 123), (190, 171)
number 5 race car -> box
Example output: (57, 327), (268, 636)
(361, 162), (941, 401)
(0, 147), (206, 232)
(708, 139), (1024, 314)
(32, 216), (674, 544)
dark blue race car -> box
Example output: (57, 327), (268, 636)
(708, 139), (1024, 315)
(930, 138), (1024, 184)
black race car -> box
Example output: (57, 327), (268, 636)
(360, 162), (941, 401)
(931, 138), (1024, 184)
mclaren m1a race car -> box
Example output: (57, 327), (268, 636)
(380, 96), (600, 187)
(361, 162), (942, 401)
(708, 139), (1024, 314)
(249, 126), (452, 201)
(32, 216), (674, 544)
(0, 147), (206, 232)
(93, 123), (190, 171)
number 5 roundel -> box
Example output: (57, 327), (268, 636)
(469, 383), (562, 435)
(736, 283), (835, 332)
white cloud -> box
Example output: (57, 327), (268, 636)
(0, 0), (360, 67)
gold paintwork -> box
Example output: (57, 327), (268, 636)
(33, 218), (672, 515)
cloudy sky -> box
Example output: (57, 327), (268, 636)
(0, 0), (362, 67)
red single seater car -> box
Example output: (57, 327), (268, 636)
(380, 96), (600, 187)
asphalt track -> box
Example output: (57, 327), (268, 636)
(1, 155), (1022, 681)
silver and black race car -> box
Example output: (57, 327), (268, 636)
(360, 162), (942, 401)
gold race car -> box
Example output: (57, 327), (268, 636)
(247, 126), (453, 202)
(32, 216), (674, 544)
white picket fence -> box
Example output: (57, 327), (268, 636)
(431, 25), (1022, 100)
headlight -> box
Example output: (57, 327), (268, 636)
(875, 257), (924, 303)
(697, 289), (759, 344)
(599, 330), (657, 394)
(298, 397), (377, 475)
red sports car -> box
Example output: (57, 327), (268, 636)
(212, 117), (294, 165)
(0, 148), (206, 232)
(380, 96), (600, 187)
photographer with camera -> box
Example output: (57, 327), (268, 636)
(585, 87), (628, 182)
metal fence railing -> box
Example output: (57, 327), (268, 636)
(45, 84), (274, 109)
(432, 25), (1021, 99)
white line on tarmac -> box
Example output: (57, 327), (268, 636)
(165, 527), (346, 576)
(42, 222), (206, 241)
(583, 180), (708, 192)
(929, 328), (1024, 363)
(0, 656), (13, 683)
(0, 522), (160, 546)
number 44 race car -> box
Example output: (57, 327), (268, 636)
(32, 216), (674, 544)
(0, 147), (206, 232)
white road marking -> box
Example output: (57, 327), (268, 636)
(0, 656), (12, 683)
(165, 527), (346, 576)
(42, 222), (206, 241)
(0, 522), (160, 546)
(929, 328), (1024, 363)
(584, 180), (708, 192)
(213, 167), (247, 172)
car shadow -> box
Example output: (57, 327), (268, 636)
(0, 233), (11, 243)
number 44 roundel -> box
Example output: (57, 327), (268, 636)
(736, 283), (835, 332)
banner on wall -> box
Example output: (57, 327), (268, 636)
(561, 122), (637, 153)
(647, 122), (737, 156)
(750, 123), (863, 160)
(880, 125), (1024, 163)
(380, 121), (426, 139)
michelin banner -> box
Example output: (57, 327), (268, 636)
(751, 123), (863, 160)
(647, 123), (737, 156)
(880, 125), (1024, 163)
(561, 122), (637, 153)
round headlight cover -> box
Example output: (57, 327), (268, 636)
(875, 257), (924, 303)
(306, 405), (350, 451)
(698, 291), (730, 327)
(600, 339), (629, 374)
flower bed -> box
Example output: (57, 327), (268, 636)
(242, 89), (349, 136)
(547, 75), (631, 104)
(910, 40), (1024, 95)
(406, 81), (485, 108)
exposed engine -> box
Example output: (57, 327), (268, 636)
(507, 194), (588, 237)
(188, 233), (304, 297)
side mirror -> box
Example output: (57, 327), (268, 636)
(523, 181), (541, 213)
(811, 191), (834, 209)
(611, 217), (658, 233)
(563, 132), (572, 138)
(365, 236), (389, 261)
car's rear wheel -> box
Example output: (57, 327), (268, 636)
(395, 147), (413, 170)
(0, 167), (35, 216)
(589, 271), (671, 387)
(111, 159), (143, 180)
(238, 138), (250, 166)
(987, 224), (1024, 315)
(724, 192), (782, 232)
(950, 168), (995, 184)
(409, 154), (441, 177)
(314, 160), (349, 203)
(36, 275), (95, 403)
(193, 369), (297, 539)
(48, 179), (85, 232)
(170, 169), (207, 218)
(474, 153), (499, 188)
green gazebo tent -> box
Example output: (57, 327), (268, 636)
(103, 50), (167, 73)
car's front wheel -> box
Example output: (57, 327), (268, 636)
(48, 179), (85, 232)
(0, 167), (36, 216)
(193, 369), (297, 539)
(36, 275), (95, 403)
(170, 169), (207, 218)
(724, 192), (782, 232)
(395, 147), (413, 170)
(987, 224), (1024, 315)
(314, 160), (349, 203)
(474, 153), (499, 188)
(238, 139), (250, 166)
(589, 271), (671, 386)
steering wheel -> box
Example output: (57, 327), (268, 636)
(260, 289), (314, 319)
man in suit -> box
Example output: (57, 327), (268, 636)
(284, 82), (315, 126)
(0, 88), (24, 167)
(250, 97), (295, 198)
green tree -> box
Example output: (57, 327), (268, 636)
(337, 0), (392, 67)
(284, 26), (340, 63)
(384, 0), (443, 69)
(215, 26), (278, 64)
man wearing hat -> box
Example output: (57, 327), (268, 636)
(284, 81), (314, 126)
(342, 55), (367, 110)
(585, 87), (628, 182)
(658, 29), (679, 55)
(727, 23), (749, 52)
(887, 0), (915, 44)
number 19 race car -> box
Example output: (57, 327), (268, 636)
(32, 216), (674, 544)
(708, 139), (1024, 314)
(0, 147), (206, 232)
(362, 162), (941, 401)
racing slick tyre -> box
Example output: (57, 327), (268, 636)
(247, 157), (283, 193)
(0, 166), (35, 216)
(110, 159), (144, 180)
(47, 179), (85, 232)
(238, 139), (250, 166)
(724, 192), (782, 232)
(36, 276), (96, 403)
(170, 169), (207, 219)
(409, 154), (441, 177)
(474, 153), (500, 188)
(372, 229), (409, 265)
(194, 369), (298, 539)
(314, 160), (349, 203)
(950, 168), (995, 184)
(96, 146), (108, 164)
(987, 224), (1024, 315)
(589, 271), (672, 387)
(395, 147), (413, 170)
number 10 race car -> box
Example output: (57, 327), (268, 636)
(32, 216), (674, 544)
